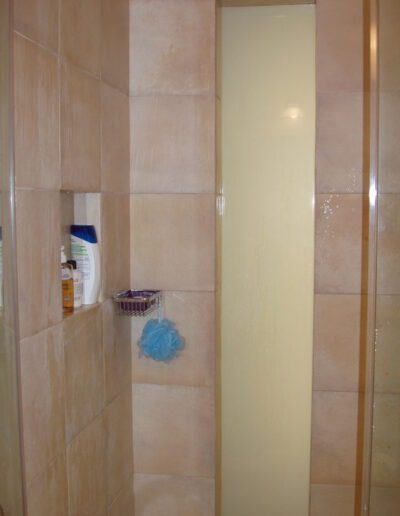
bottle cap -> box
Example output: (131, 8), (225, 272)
(71, 225), (98, 244)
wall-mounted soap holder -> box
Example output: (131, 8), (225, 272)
(113, 290), (162, 317)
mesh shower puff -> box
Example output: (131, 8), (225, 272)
(138, 318), (185, 362)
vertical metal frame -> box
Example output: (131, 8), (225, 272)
(361, 0), (379, 513)
(1, 0), (27, 512)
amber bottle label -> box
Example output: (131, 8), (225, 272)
(62, 266), (74, 312)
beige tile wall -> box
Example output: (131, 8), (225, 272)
(129, 0), (217, 514)
(12, 0), (133, 514)
(311, 0), (366, 514)
(11, 1), (373, 514)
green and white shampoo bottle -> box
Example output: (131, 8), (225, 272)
(70, 225), (100, 305)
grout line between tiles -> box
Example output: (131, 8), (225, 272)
(13, 30), (58, 57)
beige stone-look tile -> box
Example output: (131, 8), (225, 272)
(102, 193), (130, 297)
(316, 0), (363, 92)
(60, 0), (101, 75)
(14, 0), (58, 50)
(102, 0), (129, 93)
(370, 486), (400, 515)
(222, 0), (314, 4)
(64, 306), (104, 442)
(315, 194), (368, 294)
(14, 34), (60, 189)
(105, 389), (133, 505)
(107, 478), (134, 516)
(379, 92), (400, 193)
(20, 325), (65, 482)
(67, 415), (107, 516)
(132, 194), (215, 291)
(133, 384), (215, 477)
(310, 484), (356, 516)
(375, 296), (400, 394)
(101, 85), (130, 193)
(316, 91), (364, 194)
(311, 391), (359, 485)
(25, 454), (68, 516)
(379, 0), (400, 92)
(103, 299), (132, 404)
(0, 326), (23, 515)
(131, 95), (215, 194)
(377, 195), (400, 295)
(134, 474), (215, 516)
(371, 393), (400, 487)
(61, 62), (101, 192)
(313, 294), (363, 392)
(132, 292), (215, 387)
(1, 206), (18, 328)
(130, 0), (215, 95)
(16, 190), (62, 339)
(216, 3), (222, 100)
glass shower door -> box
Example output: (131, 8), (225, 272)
(0, 0), (25, 514)
(364, 0), (400, 514)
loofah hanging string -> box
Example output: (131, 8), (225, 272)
(138, 318), (184, 362)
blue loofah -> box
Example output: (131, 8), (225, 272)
(138, 318), (184, 362)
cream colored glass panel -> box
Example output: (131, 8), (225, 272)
(221, 6), (315, 516)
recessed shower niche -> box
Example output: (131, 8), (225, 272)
(61, 191), (102, 316)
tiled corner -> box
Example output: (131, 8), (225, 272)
(103, 299), (132, 404)
(25, 454), (68, 516)
(14, 0), (59, 51)
(315, 91), (364, 194)
(375, 295), (400, 394)
(131, 95), (215, 194)
(20, 324), (65, 482)
(101, 193), (130, 298)
(132, 194), (215, 291)
(134, 474), (215, 516)
(133, 384), (215, 477)
(313, 294), (363, 392)
(132, 291), (215, 387)
(61, 62), (101, 192)
(377, 194), (400, 295)
(129, 0), (215, 95)
(16, 189), (62, 339)
(311, 391), (359, 485)
(63, 306), (104, 442)
(310, 484), (356, 516)
(101, 84), (130, 193)
(14, 34), (60, 190)
(60, 0), (101, 75)
(105, 388), (133, 505)
(315, 194), (368, 294)
(101, 0), (129, 93)
(371, 393), (400, 487)
(316, 0), (363, 92)
(66, 415), (107, 516)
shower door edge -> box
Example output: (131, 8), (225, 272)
(5, 0), (28, 512)
(360, 0), (379, 513)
